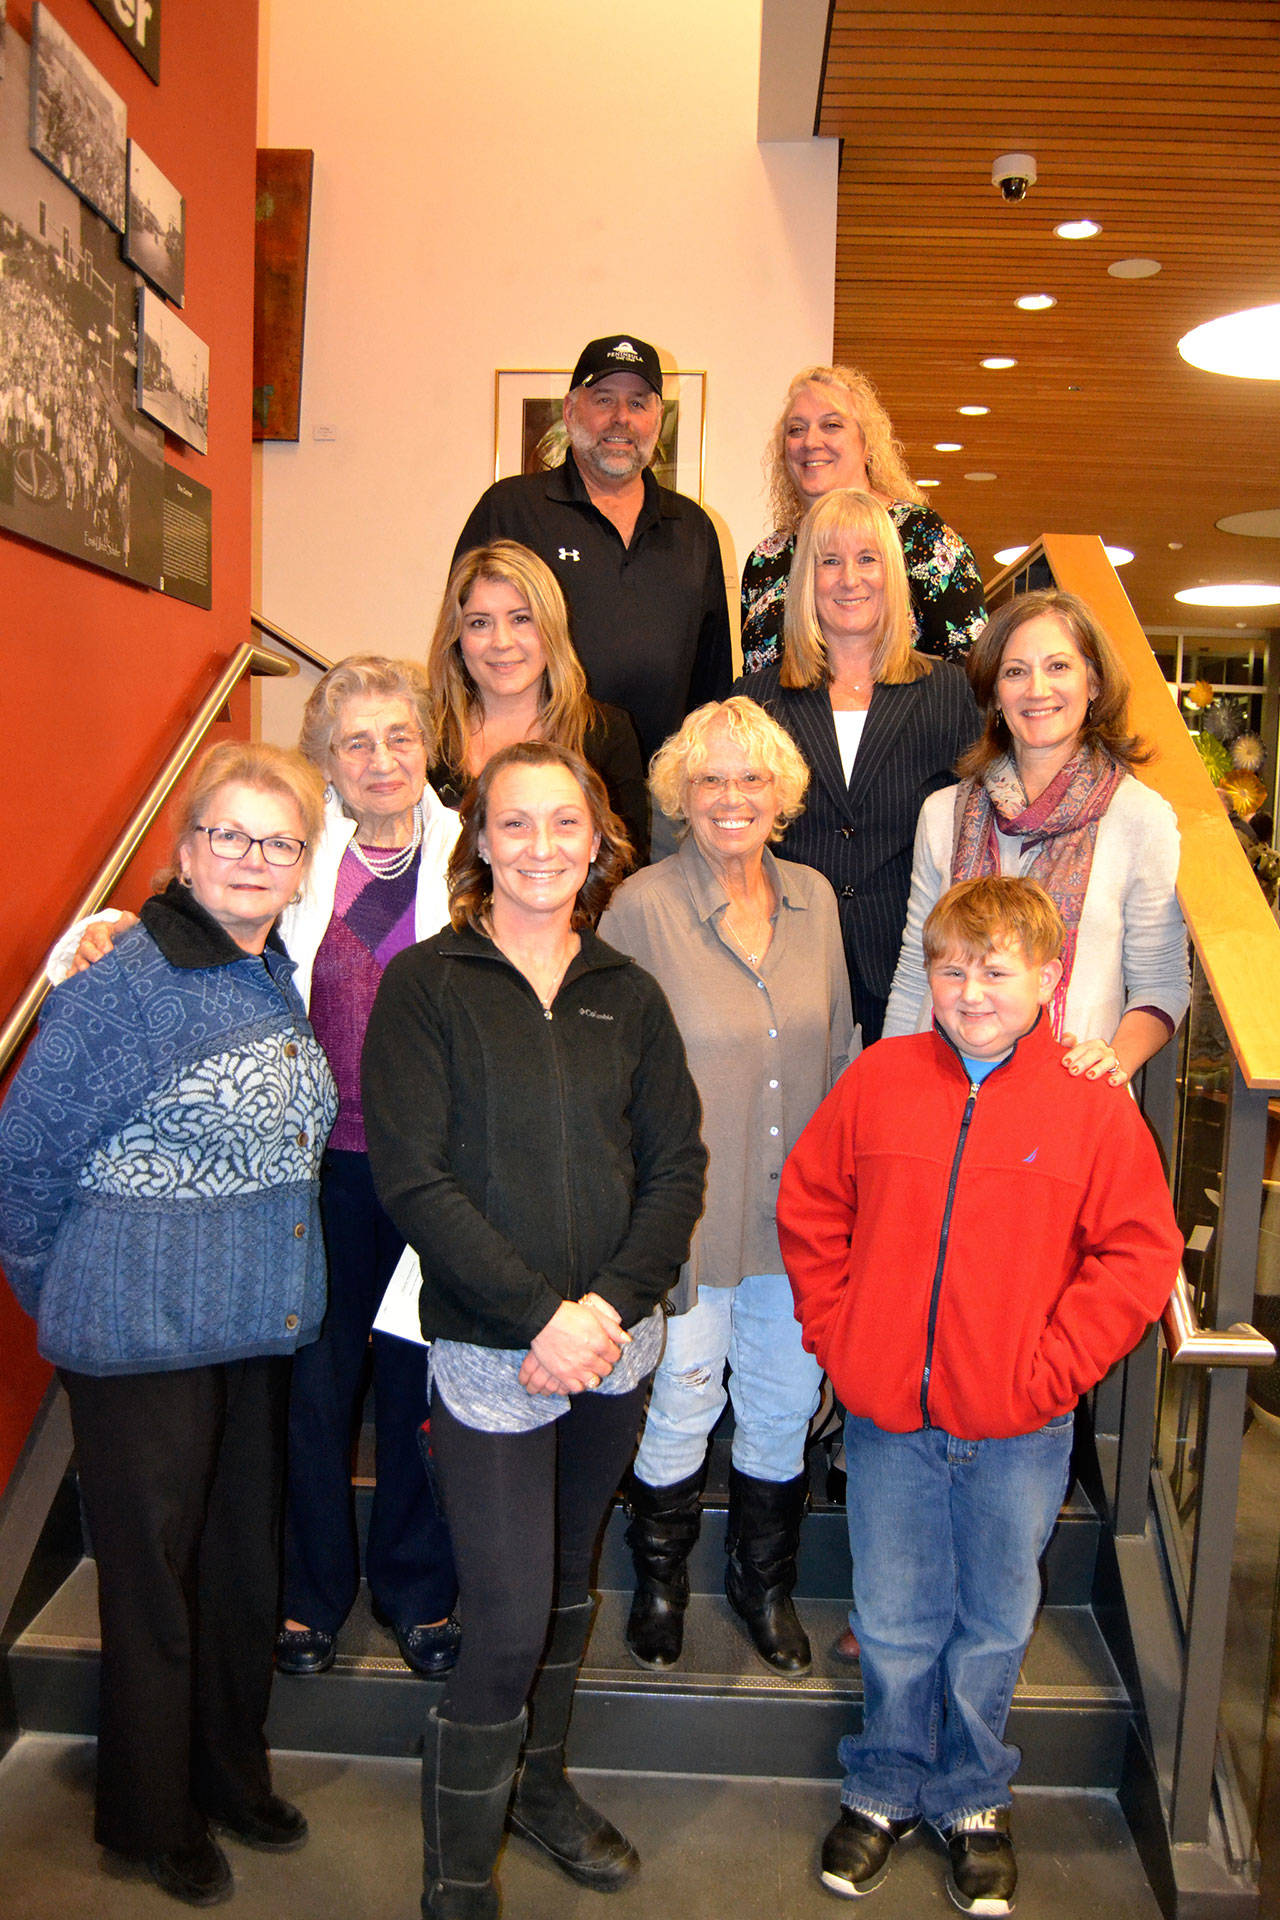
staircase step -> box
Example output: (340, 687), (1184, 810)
(592, 1482), (1101, 1603)
(10, 1558), (1129, 1786)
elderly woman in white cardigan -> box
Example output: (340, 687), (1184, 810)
(599, 697), (855, 1678)
(884, 590), (1189, 1080)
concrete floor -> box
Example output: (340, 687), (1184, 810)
(0, 1734), (1163, 1920)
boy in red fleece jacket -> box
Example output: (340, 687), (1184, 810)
(778, 877), (1181, 1914)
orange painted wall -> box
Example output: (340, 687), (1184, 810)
(0, 0), (260, 1491)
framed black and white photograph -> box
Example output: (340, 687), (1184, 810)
(494, 368), (707, 502)
(29, 4), (128, 233)
(137, 286), (208, 453)
(0, 31), (163, 585)
(124, 140), (184, 304)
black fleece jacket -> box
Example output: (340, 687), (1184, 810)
(361, 924), (706, 1349)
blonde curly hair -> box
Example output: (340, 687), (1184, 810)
(765, 365), (925, 537)
(649, 698), (810, 837)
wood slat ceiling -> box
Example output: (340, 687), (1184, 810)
(818, 0), (1280, 638)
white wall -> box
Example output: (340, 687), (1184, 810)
(255, 0), (837, 690)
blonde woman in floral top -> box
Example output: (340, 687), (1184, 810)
(742, 364), (986, 676)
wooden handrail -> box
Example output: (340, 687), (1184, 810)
(987, 536), (1280, 1092)
(251, 611), (334, 675)
(0, 642), (296, 1082)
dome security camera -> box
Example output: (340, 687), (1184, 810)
(992, 152), (1037, 202)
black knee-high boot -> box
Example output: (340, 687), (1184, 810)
(506, 1600), (638, 1890)
(624, 1463), (706, 1669)
(421, 1706), (525, 1920)
(724, 1467), (812, 1676)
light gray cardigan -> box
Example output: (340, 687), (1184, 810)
(599, 835), (855, 1313)
(883, 774), (1190, 1044)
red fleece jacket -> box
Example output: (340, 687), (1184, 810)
(777, 1014), (1181, 1440)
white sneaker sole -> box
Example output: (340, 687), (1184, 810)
(946, 1877), (1015, 1915)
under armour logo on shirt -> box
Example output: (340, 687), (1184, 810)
(558, 547), (580, 561)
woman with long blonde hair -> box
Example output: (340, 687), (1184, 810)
(427, 539), (649, 862)
(737, 489), (981, 1044)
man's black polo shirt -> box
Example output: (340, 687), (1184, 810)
(452, 453), (732, 762)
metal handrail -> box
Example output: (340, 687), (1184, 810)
(250, 610), (334, 675)
(1162, 1269), (1276, 1368)
(0, 641), (295, 1082)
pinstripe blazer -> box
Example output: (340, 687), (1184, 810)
(734, 661), (982, 1006)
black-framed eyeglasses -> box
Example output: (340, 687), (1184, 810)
(193, 825), (307, 867)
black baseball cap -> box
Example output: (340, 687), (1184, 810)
(570, 335), (663, 395)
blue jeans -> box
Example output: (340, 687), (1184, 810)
(838, 1411), (1073, 1827)
(633, 1274), (822, 1487)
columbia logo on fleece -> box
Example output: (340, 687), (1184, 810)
(579, 1007), (614, 1021)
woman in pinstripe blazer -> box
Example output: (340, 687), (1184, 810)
(736, 490), (981, 1043)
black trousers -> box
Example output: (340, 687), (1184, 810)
(61, 1355), (290, 1856)
(283, 1150), (457, 1632)
(429, 1381), (648, 1725)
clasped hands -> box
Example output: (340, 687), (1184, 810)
(518, 1293), (631, 1398)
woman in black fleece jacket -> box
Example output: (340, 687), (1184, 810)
(362, 741), (705, 1920)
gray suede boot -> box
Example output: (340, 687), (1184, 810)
(507, 1600), (639, 1890)
(421, 1706), (525, 1920)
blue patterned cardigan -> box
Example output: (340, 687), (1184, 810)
(0, 884), (337, 1375)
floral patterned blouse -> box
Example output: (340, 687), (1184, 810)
(740, 502), (987, 678)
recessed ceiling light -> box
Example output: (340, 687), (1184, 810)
(1055, 219), (1100, 240)
(958, 404), (989, 416)
(934, 442), (963, 452)
(917, 478), (941, 488)
(1178, 305), (1280, 380)
(994, 546), (1030, 565)
(1104, 546), (1134, 567)
(1217, 509), (1280, 538)
(1108, 258), (1161, 279)
(1016, 294), (1056, 311)
(981, 356), (1017, 369)
(965, 471), (997, 482)
(1168, 542), (1183, 551)
(1175, 583), (1280, 608)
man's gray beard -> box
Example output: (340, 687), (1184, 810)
(566, 417), (654, 484)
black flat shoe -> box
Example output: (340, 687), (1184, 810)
(395, 1616), (462, 1676)
(208, 1793), (308, 1852)
(144, 1834), (233, 1907)
(275, 1624), (335, 1676)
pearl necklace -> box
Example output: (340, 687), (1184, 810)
(349, 801), (423, 881)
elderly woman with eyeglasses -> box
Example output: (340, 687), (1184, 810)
(49, 657), (465, 1686)
(0, 741), (337, 1905)
(598, 698), (855, 1678)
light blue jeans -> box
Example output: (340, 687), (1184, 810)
(838, 1411), (1073, 1827)
(633, 1274), (822, 1487)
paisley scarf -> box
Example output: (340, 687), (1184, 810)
(950, 748), (1124, 1035)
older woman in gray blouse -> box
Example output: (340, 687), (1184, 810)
(599, 697), (855, 1677)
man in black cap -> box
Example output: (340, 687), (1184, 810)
(451, 334), (731, 767)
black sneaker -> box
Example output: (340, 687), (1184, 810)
(820, 1807), (919, 1898)
(935, 1807), (1016, 1915)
